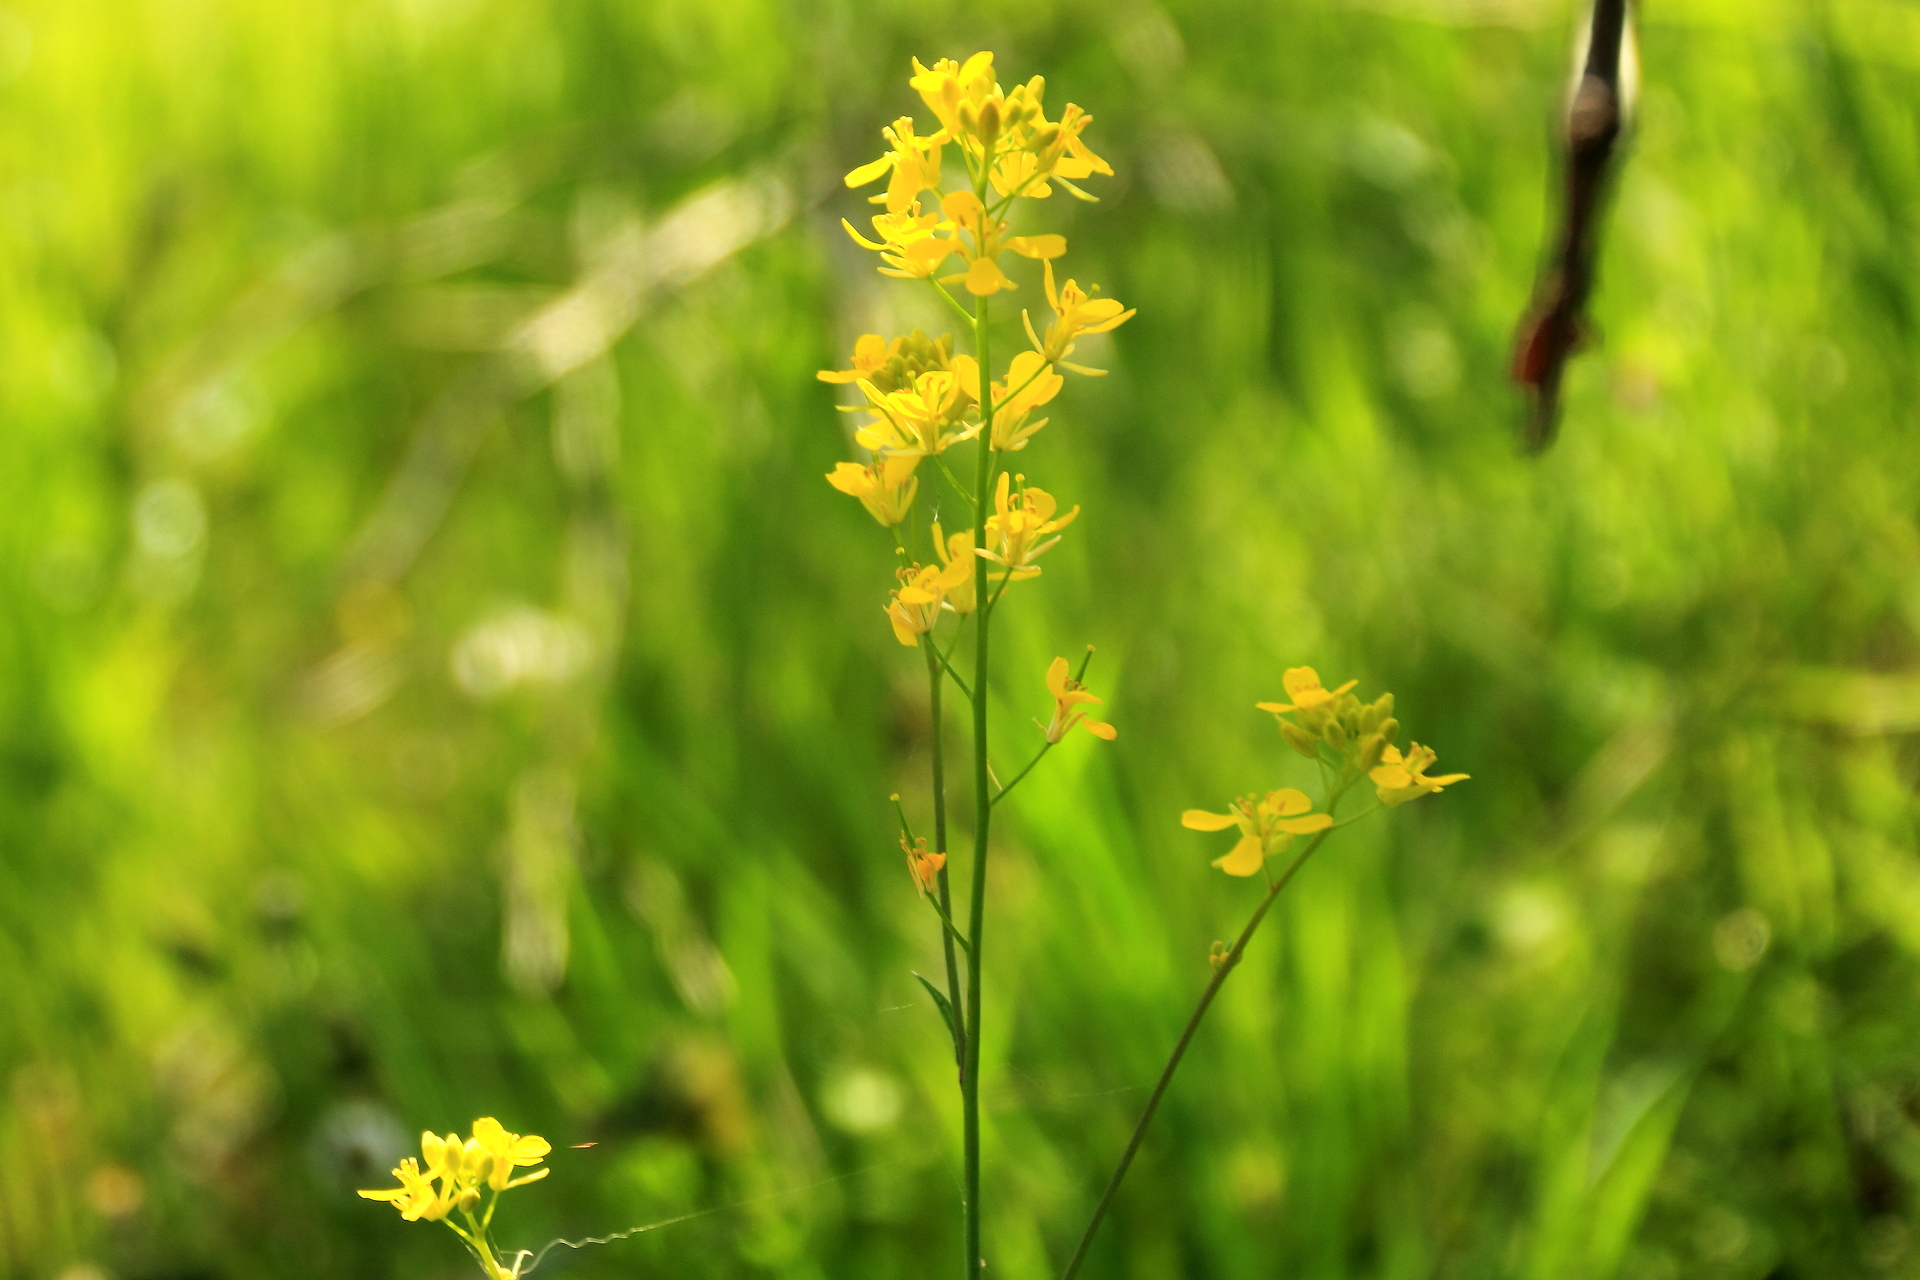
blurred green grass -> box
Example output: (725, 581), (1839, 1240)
(8, 0), (1920, 1277)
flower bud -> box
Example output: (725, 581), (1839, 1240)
(1280, 721), (1320, 759)
(1323, 717), (1350, 751)
(1377, 716), (1399, 746)
(1030, 122), (1062, 154)
(976, 98), (1002, 148)
(958, 100), (979, 135)
(457, 1187), (481, 1212)
(1208, 940), (1232, 973)
(1358, 732), (1387, 772)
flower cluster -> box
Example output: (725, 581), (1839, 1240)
(820, 50), (1132, 898)
(360, 1118), (550, 1279)
(1184, 667), (1467, 878)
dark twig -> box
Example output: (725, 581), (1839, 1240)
(1513, 0), (1631, 451)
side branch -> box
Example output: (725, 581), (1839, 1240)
(1058, 827), (1334, 1280)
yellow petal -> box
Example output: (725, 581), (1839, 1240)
(1369, 765), (1412, 789)
(1046, 656), (1070, 698)
(1212, 835), (1265, 877)
(965, 256), (1012, 296)
(1181, 809), (1241, 832)
(1005, 233), (1066, 259)
(1254, 701), (1293, 714)
(845, 155), (894, 187)
(1269, 788), (1312, 816)
(1274, 813), (1333, 834)
(942, 189), (986, 226)
(1084, 718), (1117, 740)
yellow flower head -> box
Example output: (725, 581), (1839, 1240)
(1181, 789), (1333, 877)
(470, 1116), (553, 1193)
(903, 834), (947, 894)
(1369, 743), (1468, 808)
(1040, 655), (1115, 743)
(826, 455), (920, 527)
(988, 350), (1063, 452)
(909, 52), (1000, 148)
(843, 202), (958, 281)
(885, 557), (972, 646)
(360, 1119), (552, 1224)
(855, 369), (978, 458)
(843, 115), (946, 214)
(820, 330), (955, 392)
(977, 471), (1078, 581)
(1257, 667), (1358, 717)
(1024, 260), (1135, 375)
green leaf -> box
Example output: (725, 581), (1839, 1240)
(912, 971), (961, 1062)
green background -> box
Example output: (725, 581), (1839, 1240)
(7, 0), (1920, 1276)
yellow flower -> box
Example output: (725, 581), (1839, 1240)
(977, 471), (1078, 581)
(1181, 789), (1333, 877)
(990, 97), (1112, 202)
(855, 369), (978, 458)
(885, 558), (972, 646)
(359, 1156), (450, 1222)
(929, 521), (981, 613)
(826, 455), (920, 527)
(903, 835), (947, 894)
(910, 52), (1000, 147)
(988, 351), (1063, 451)
(843, 203), (958, 281)
(817, 333), (890, 385)
(470, 1117), (552, 1193)
(1024, 260), (1135, 375)
(843, 116), (945, 214)
(1041, 656), (1115, 743)
(1256, 667), (1358, 717)
(937, 190), (1066, 297)
(1369, 743), (1468, 808)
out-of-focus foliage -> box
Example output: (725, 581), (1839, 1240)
(7, 0), (1920, 1277)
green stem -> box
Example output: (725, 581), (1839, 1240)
(963, 198), (995, 1278)
(925, 642), (969, 1074)
(1059, 775), (1360, 1279)
(991, 742), (1051, 809)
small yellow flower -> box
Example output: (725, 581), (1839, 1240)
(885, 557), (972, 646)
(937, 190), (1066, 297)
(843, 116), (946, 214)
(470, 1117), (552, 1193)
(843, 203), (958, 281)
(988, 350), (1063, 452)
(929, 521), (982, 612)
(1040, 656), (1115, 743)
(909, 52), (1000, 147)
(855, 369), (978, 458)
(818, 333), (890, 385)
(1368, 743), (1468, 807)
(903, 834), (947, 894)
(359, 1155), (449, 1222)
(826, 455), (920, 527)
(1256, 667), (1358, 717)
(1181, 789), (1333, 877)
(977, 471), (1078, 581)
(1024, 260), (1135, 375)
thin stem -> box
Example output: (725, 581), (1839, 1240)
(1059, 775), (1361, 1279)
(929, 277), (976, 325)
(925, 642), (969, 1074)
(991, 742), (1052, 808)
(962, 184), (996, 1279)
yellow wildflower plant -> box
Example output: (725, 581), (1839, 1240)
(1181, 789), (1333, 877)
(1040, 655), (1116, 743)
(361, 1118), (551, 1280)
(825, 455), (919, 527)
(1370, 742), (1469, 807)
(826, 51), (1125, 1275)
